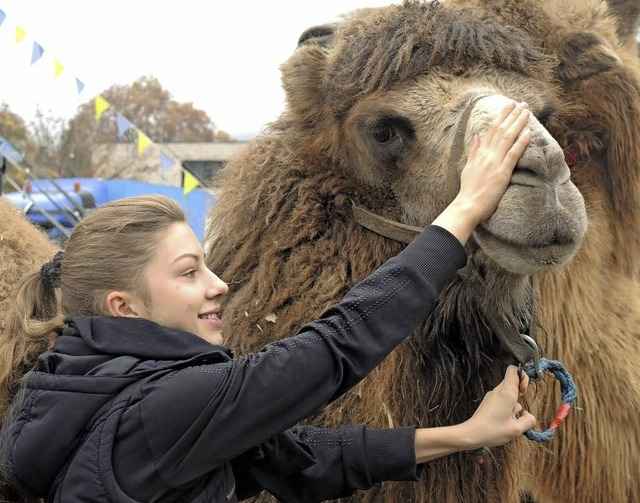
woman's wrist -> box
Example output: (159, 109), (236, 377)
(431, 197), (482, 246)
(414, 422), (475, 464)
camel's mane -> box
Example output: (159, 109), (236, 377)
(325, 0), (554, 117)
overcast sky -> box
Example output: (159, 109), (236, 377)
(0, 1), (396, 139)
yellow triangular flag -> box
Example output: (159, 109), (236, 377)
(137, 131), (152, 156)
(15, 27), (26, 43)
(183, 171), (200, 195)
(53, 59), (64, 78)
(95, 96), (110, 122)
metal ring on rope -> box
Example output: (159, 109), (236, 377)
(522, 358), (578, 443)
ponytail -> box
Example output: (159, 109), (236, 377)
(0, 264), (63, 418)
(0, 195), (186, 420)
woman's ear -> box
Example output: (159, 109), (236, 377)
(104, 291), (145, 318)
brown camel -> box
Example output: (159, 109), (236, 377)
(205, 1), (640, 502)
(0, 198), (58, 501)
(0, 198), (58, 417)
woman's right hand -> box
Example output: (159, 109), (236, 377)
(461, 365), (536, 449)
(457, 101), (531, 225)
(431, 101), (530, 245)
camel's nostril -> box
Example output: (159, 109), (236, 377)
(510, 167), (541, 187)
(529, 227), (575, 249)
(514, 167), (538, 178)
(551, 228), (576, 246)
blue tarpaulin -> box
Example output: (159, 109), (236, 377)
(2, 178), (217, 242)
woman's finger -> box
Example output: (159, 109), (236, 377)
(501, 128), (531, 171)
(498, 365), (521, 400)
(486, 102), (517, 144)
(516, 411), (537, 432)
(519, 371), (530, 395)
(513, 402), (523, 417)
(496, 109), (530, 156)
(488, 104), (524, 147)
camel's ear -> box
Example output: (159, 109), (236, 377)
(606, 0), (640, 48)
(281, 33), (332, 127)
(297, 23), (338, 49)
(555, 32), (619, 82)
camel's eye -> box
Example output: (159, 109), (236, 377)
(372, 124), (397, 144)
(370, 116), (414, 145)
(534, 105), (555, 129)
(366, 115), (415, 164)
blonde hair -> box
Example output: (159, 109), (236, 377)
(0, 195), (185, 416)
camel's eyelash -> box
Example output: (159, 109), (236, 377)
(373, 116), (416, 140)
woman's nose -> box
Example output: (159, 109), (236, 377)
(207, 271), (229, 297)
(216, 277), (229, 296)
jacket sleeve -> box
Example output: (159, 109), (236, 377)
(233, 425), (421, 502)
(139, 225), (465, 486)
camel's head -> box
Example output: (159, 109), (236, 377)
(335, 79), (590, 276)
(282, 0), (640, 280)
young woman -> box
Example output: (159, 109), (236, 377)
(0, 103), (534, 502)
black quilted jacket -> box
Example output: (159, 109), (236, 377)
(3, 225), (466, 502)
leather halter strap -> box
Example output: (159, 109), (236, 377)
(351, 203), (423, 244)
(352, 94), (490, 243)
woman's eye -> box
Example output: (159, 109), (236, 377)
(184, 270), (196, 278)
(372, 125), (396, 144)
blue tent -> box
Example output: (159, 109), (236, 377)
(3, 178), (217, 242)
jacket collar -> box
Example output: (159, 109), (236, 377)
(53, 316), (232, 361)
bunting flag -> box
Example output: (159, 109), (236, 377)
(95, 96), (110, 121)
(0, 16), (208, 195)
(160, 152), (175, 170)
(31, 42), (44, 65)
(15, 26), (26, 43)
(0, 136), (25, 164)
(53, 59), (64, 78)
(137, 130), (151, 156)
(183, 170), (200, 195)
(116, 114), (132, 139)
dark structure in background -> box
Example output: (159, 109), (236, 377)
(0, 157), (6, 196)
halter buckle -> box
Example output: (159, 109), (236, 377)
(520, 333), (543, 380)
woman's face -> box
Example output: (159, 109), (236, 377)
(140, 222), (229, 345)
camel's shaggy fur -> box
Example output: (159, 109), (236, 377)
(323, 2), (552, 117)
(0, 198), (57, 502)
(206, 1), (640, 502)
(0, 199), (58, 340)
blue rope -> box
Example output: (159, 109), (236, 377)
(522, 358), (578, 443)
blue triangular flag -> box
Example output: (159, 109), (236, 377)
(75, 78), (85, 95)
(160, 152), (175, 170)
(0, 10), (5, 27)
(116, 114), (133, 139)
(31, 42), (44, 65)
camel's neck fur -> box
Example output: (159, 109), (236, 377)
(208, 136), (542, 501)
